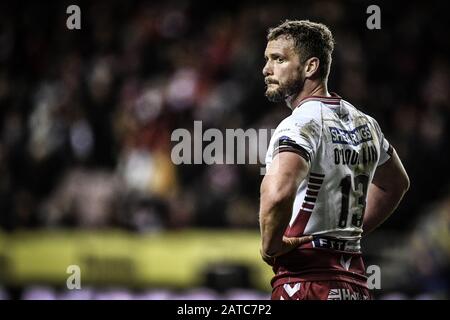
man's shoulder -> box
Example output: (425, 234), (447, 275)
(339, 99), (382, 125)
(278, 101), (321, 129)
(275, 106), (319, 132)
(273, 116), (295, 137)
(293, 100), (323, 117)
(272, 107), (322, 141)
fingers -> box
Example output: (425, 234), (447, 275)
(283, 235), (314, 247)
(260, 236), (314, 266)
(298, 235), (314, 245)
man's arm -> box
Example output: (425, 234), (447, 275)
(363, 148), (410, 236)
(259, 152), (312, 260)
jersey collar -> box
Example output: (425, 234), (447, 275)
(294, 92), (342, 109)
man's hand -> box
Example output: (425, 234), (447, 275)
(260, 235), (313, 266)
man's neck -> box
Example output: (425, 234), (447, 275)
(286, 81), (330, 111)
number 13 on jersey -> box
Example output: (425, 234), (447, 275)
(338, 174), (369, 228)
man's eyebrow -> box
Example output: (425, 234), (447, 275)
(265, 52), (283, 59)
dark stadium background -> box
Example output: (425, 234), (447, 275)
(0, 0), (448, 299)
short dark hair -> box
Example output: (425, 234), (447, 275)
(267, 20), (335, 80)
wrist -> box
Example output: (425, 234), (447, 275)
(261, 238), (283, 256)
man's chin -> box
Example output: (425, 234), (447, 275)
(265, 89), (284, 103)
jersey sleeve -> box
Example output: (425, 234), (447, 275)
(270, 108), (322, 164)
(371, 118), (393, 166)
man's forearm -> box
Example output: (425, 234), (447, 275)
(259, 197), (293, 255)
(259, 152), (309, 256)
(363, 183), (407, 236)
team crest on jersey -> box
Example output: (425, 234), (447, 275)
(275, 136), (310, 161)
(275, 136), (300, 149)
(329, 124), (373, 146)
(279, 135), (294, 142)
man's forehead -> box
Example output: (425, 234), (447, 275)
(265, 36), (296, 56)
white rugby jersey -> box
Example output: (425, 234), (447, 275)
(265, 93), (392, 253)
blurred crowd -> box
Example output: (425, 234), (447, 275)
(0, 0), (449, 297)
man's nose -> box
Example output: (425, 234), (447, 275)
(262, 61), (272, 77)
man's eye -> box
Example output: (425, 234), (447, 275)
(276, 57), (285, 63)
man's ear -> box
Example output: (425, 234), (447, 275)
(304, 57), (320, 78)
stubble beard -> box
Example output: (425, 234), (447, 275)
(265, 74), (304, 103)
